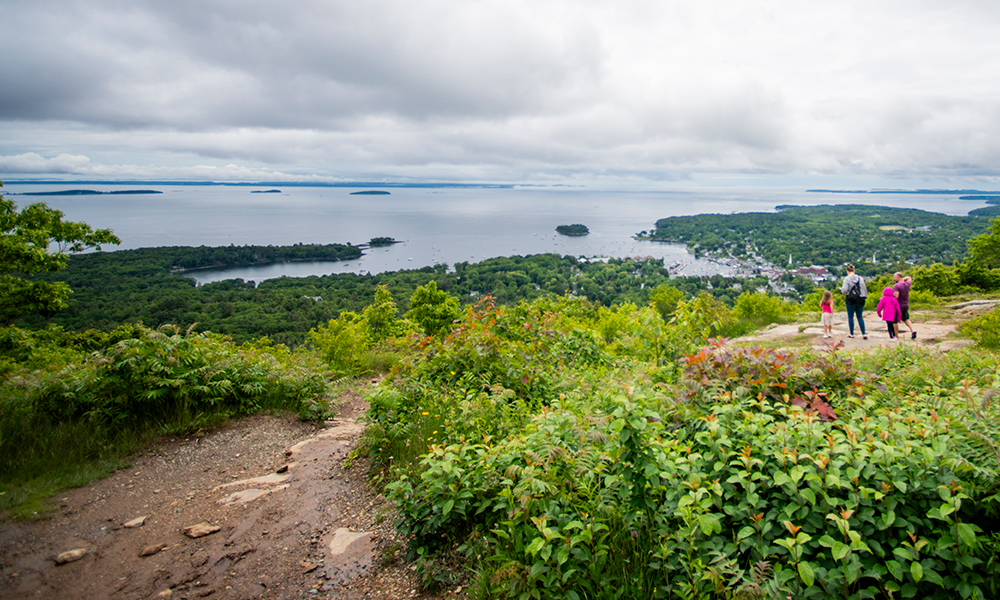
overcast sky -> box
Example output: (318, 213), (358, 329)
(2, 0), (1000, 188)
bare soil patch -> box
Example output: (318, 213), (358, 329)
(0, 387), (457, 600)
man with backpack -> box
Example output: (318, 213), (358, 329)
(893, 272), (917, 339)
(840, 264), (868, 339)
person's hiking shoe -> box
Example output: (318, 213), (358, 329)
(911, 332), (917, 339)
(862, 335), (868, 340)
(848, 334), (855, 338)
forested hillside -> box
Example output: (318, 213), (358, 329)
(20, 251), (675, 345)
(642, 205), (990, 271)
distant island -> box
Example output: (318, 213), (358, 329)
(350, 190), (390, 195)
(1, 179), (516, 189)
(556, 224), (589, 236)
(251, 189), (281, 194)
(368, 237), (397, 247)
(19, 189), (162, 196)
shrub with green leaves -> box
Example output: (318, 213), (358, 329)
(961, 306), (1000, 349)
(910, 264), (963, 297)
(733, 291), (792, 325)
(305, 284), (419, 376)
(673, 291), (734, 337)
(649, 284), (684, 321)
(363, 295), (710, 485)
(388, 391), (1000, 599)
(405, 280), (462, 336)
(679, 339), (866, 418)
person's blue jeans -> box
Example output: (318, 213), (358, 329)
(846, 300), (866, 336)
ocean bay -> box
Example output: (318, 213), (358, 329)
(4, 184), (992, 284)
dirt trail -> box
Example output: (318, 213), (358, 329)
(0, 390), (454, 600)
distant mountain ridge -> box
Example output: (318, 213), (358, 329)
(4, 180), (517, 189)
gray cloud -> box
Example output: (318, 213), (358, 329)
(2, 0), (1000, 184)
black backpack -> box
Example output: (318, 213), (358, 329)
(846, 279), (863, 301)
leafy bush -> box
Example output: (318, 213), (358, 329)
(961, 306), (1000, 348)
(732, 291), (792, 325)
(908, 288), (939, 307)
(305, 285), (419, 376)
(910, 264), (963, 297)
(674, 291), (734, 337)
(405, 280), (461, 336)
(387, 391), (1000, 599)
(679, 339), (865, 418)
(649, 284), (684, 321)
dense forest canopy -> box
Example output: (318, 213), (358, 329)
(20, 250), (674, 345)
(642, 205), (990, 269)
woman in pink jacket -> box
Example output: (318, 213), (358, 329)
(876, 286), (902, 340)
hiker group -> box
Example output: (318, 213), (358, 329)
(819, 265), (916, 341)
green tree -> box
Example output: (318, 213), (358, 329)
(1, 183), (120, 323)
(967, 216), (1000, 269)
(362, 284), (413, 343)
(733, 291), (789, 324)
(648, 284), (683, 321)
(405, 280), (461, 336)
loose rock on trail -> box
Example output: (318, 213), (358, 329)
(0, 391), (457, 600)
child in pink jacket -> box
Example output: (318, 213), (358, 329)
(876, 286), (902, 340)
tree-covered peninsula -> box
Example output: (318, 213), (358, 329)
(640, 204), (990, 270)
(159, 243), (362, 272)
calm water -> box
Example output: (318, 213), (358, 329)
(4, 184), (994, 284)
